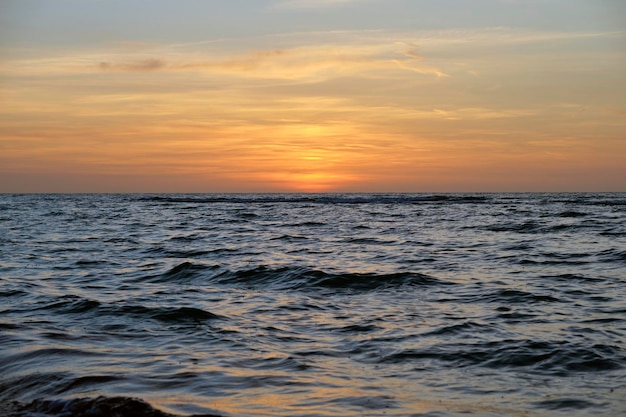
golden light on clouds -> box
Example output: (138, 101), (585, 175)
(1, 13), (625, 192)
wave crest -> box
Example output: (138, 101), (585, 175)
(376, 340), (625, 375)
(211, 265), (449, 292)
(138, 262), (450, 292)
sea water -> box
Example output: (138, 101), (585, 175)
(0, 193), (625, 416)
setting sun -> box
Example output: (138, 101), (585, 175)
(285, 172), (351, 192)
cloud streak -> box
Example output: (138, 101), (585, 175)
(85, 41), (447, 81)
(2, 28), (620, 80)
(97, 58), (166, 72)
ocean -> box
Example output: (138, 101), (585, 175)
(0, 193), (624, 417)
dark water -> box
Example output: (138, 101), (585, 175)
(1, 193), (625, 417)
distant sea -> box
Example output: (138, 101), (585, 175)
(1, 193), (625, 417)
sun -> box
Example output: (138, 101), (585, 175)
(257, 151), (356, 192)
(282, 151), (354, 192)
(286, 172), (344, 192)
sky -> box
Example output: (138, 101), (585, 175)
(1, 0), (625, 192)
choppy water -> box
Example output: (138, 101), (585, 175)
(1, 193), (625, 417)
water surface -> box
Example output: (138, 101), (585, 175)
(1, 193), (625, 416)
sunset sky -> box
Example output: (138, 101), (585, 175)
(1, 0), (625, 192)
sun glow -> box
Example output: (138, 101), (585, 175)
(286, 172), (350, 192)
(264, 151), (355, 192)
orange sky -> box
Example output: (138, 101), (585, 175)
(1, 1), (625, 192)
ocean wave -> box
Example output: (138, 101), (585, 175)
(119, 305), (221, 323)
(486, 221), (542, 233)
(421, 321), (494, 337)
(531, 397), (608, 411)
(2, 193), (625, 416)
(36, 295), (102, 315)
(597, 249), (626, 263)
(439, 289), (563, 305)
(558, 210), (588, 218)
(140, 194), (493, 205)
(1, 395), (222, 417)
(0, 349), (101, 378)
(6, 292), (223, 325)
(374, 340), (625, 375)
(210, 265), (450, 292)
(137, 262), (451, 292)
(539, 273), (606, 283)
(142, 262), (219, 283)
(485, 221), (590, 234)
(342, 237), (397, 245)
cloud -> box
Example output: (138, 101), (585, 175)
(83, 40), (447, 82)
(393, 43), (447, 77)
(180, 49), (288, 72)
(97, 58), (166, 72)
(3, 28), (621, 81)
(401, 43), (423, 60)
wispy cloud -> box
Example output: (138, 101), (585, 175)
(393, 43), (448, 77)
(98, 58), (166, 72)
(179, 49), (289, 73)
(2, 27), (621, 78)
(81, 41), (447, 81)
